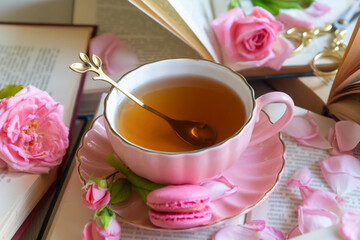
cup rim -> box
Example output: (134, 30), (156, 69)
(103, 58), (256, 155)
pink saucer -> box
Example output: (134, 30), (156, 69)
(76, 111), (285, 231)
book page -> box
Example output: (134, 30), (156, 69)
(73, 0), (201, 95)
(247, 104), (360, 234)
(141, 0), (214, 60)
(167, 0), (221, 62)
(0, 23), (94, 238)
(329, 16), (360, 102)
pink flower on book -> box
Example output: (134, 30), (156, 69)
(211, 7), (294, 70)
(82, 218), (121, 240)
(89, 33), (138, 76)
(320, 155), (360, 196)
(282, 112), (331, 149)
(0, 86), (69, 173)
(82, 183), (111, 210)
(328, 121), (360, 155)
(212, 220), (285, 240)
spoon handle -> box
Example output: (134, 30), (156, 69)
(70, 53), (171, 122)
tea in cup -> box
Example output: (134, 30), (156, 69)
(104, 59), (294, 184)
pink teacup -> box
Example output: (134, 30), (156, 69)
(104, 59), (294, 184)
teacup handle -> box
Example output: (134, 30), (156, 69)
(249, 92), (294, 146)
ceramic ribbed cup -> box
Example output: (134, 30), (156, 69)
(104, 59), (294, 184)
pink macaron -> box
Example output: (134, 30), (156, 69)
(146, 185), (212, 229)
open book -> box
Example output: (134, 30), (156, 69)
(128, 0), (355, 77)
(267, 16), (360, 124)
(0, 23), (96, 239)
(42, 94), (359, 239)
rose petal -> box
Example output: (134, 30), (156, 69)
(199, 176), (238, 201)
(282, 112), (331, 149)
(298, 207), (338, 234)
(250, 6), (284, 33)
(210, 8), (245, 45)
(264, 36), (294, 70)
(282, 112), (319, 138)
(261, 225), (285, 240)
(334, 121), (360, 152)
(305, 2), (331, 17)
(340, 209), (360, 240)
(286, 225), (302, 239)
(320, 155), (360, 196)
(89, 33), (138, 75)
(212, 220), (284, 240)
(277, 12), (314, 29)
(286, 167), (313, 187)
(300, 189), (345, 216)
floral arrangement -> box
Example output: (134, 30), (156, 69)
(81, 152), (165, 239)
(0, 84), (69, 173)
(210, 0), (331, 70)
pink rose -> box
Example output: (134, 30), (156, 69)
(82, 183), (110, 210)
(211, 7), (294, 70)
(82, 218), (121, 240)
(0, 86), (69, 173)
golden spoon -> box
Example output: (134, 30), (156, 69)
(70, 53), (217, 148)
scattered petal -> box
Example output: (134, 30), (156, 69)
(300, 189), (345, 216)
(320, 155), (360, 196)
(305, 2), (331, 17)
(212, 220), (284, 240)
(340, 209), (360, 240)
(286, 225), (302, 239)
(329, 121), (360, 155)
(199, 176), (238, 201)
(282, 112), (331, 149)
(298, 207), (338, 234)
(286, 167), (312, 187)
(277, 12), (314, 29)
(89, 33), (138, 76)
(264, 36), (295, 71)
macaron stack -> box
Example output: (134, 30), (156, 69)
(146, 185), (212, 229)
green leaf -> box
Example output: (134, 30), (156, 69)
(133, 186), (151, 203)
(252, 0), (280, 16)
(97, 215), (112, 229)
(110, 178), (132, 204)
(228, 0), (242, 10)
(126, 173), (165, 191)
(299, 0), (314, 8)
(94, 178), (108, 189)
(265, 0), (301, 9)
(106, 152), (131, 175)
(0, 84), (23, 99)
(95, 206), (114, 229)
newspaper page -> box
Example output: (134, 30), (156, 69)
(247, 104), (360, 235)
